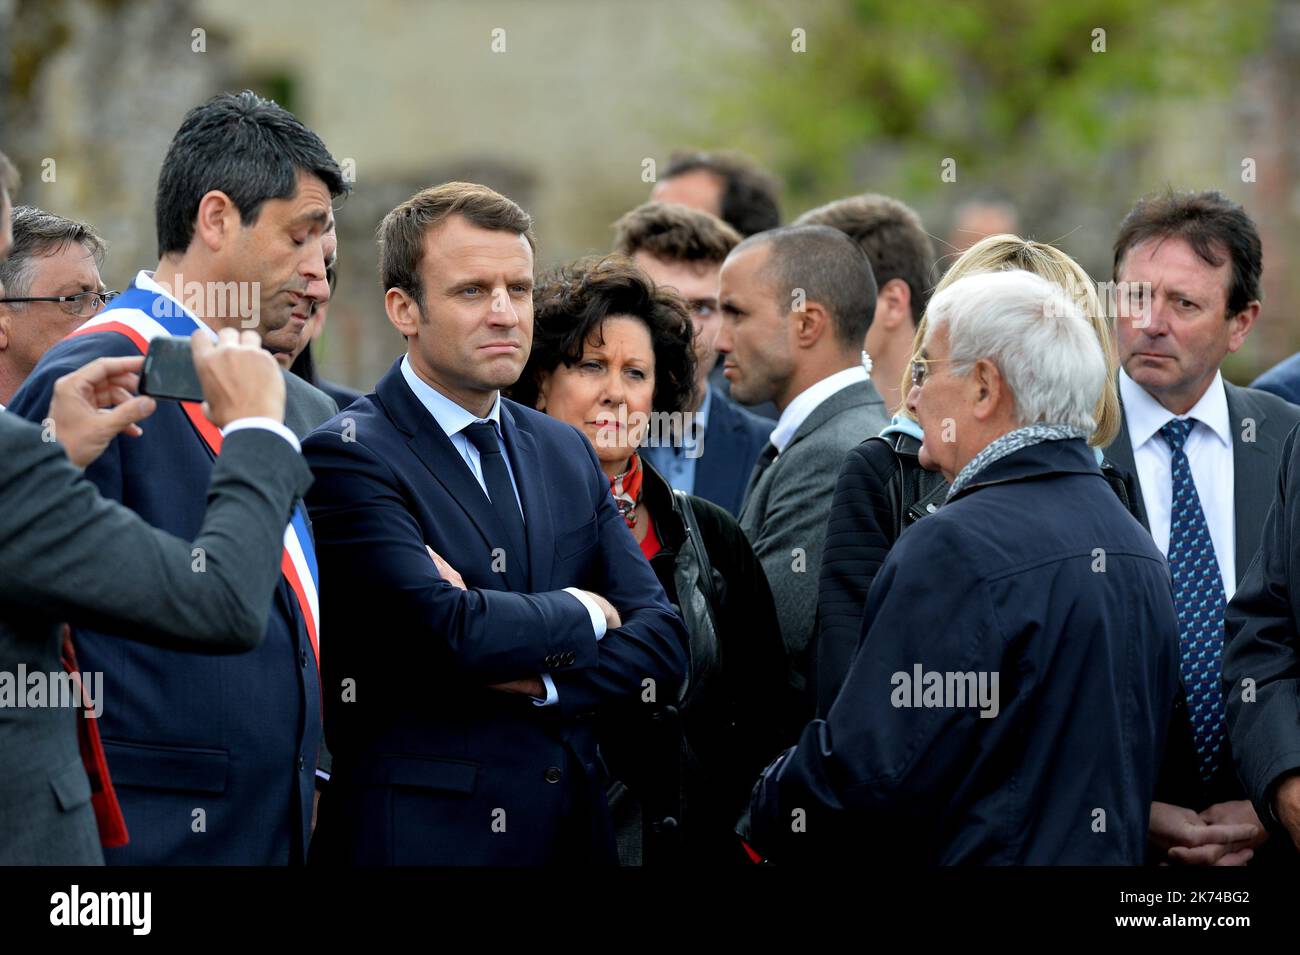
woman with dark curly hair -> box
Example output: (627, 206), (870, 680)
(507, 254), (797, 865)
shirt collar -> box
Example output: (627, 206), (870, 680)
(769, 365), (868, 452)
(135, 270), (219, 339)
(400, 354), (501, 439)
(1119, 367), (1230, 450)
(695, 385), (713, 431)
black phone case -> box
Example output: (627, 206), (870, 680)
(140, 335), (204, 403)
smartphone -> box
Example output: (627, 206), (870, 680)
(140, 335), (204, 403)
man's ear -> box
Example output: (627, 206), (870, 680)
(0, 310), (10, 350)
(193, 190), (239, 253)
(970, 357), (1005, 421)
(386, 287), (420, 338)
(534, 370), (550, 412)
(1226, 301), (1259, 353)
(875, 278), (913, 332)
(792, 299), (833, 349)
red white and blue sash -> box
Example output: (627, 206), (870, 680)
(70, 283), (321, 667)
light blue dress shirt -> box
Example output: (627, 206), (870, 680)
(400, 356), (605, 706)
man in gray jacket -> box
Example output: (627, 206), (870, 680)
(716, 224), (888, 703)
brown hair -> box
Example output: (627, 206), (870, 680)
(795, 193), (936, 322)
(661, 149), (781, 236)
(1112, 188), (1261, 317)
(612, 201), (741, 266)
(377, 181), (535, 308)
(507, 254), (696, 416)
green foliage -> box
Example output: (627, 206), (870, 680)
(704, 0), (1272, 208)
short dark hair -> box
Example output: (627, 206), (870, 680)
(795, 193), (935, 322)
(662, 149), (781, 237)
(378, 181), (535, 309)
(1113, 188), (1262, 316)
(0, 151), (19, 202)
(508, 255), (696, 415)
(0, 205), (106, 298)
(733, 224), (878, 350)
(612, 201), (741, 265)
(155, 90), (348, 257)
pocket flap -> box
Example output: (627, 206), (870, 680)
(101, 739), (229, 794)
(50, 759), (92, 812)
(355, 754), (478, 794)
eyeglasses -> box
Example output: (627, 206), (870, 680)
(0, 289), (118, 317)
(909, 356), (956, 388)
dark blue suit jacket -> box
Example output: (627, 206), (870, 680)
(748, 439), (1179, 864)
(1252, 353), (1300, 407)
(302, 359), (689, 865)
(9, 333), (322, 865)
(693, 387), (774, 517)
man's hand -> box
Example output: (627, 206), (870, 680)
(581, 591), (622, 630)
(48, 355), (157, 468)
(1150, 800), (1261, 865)
(1274, 774), (1300, 851)
(191, 328), (286, 428)
(488, 676), (546, 697)
(426, 545), (466, 590)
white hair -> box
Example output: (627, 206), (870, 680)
(923, 269), (1106, 433)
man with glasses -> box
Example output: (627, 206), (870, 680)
(0, 206), (113, 406)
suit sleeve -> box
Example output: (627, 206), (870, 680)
(0, 410), (313, 651)
(814, 441), (898, 715)
(546, 435), (690, 717)
(748, 516), (996, 863)
(1224, 426), (1300, 823)
(747, 439), (847, 685)
(302, 428), (609, 682)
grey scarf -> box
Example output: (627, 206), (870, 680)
(946, 423), (1089, 501)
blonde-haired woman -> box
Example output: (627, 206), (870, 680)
(813, 235), (1138, 714)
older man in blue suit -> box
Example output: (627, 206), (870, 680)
(303, 182), (688, 866)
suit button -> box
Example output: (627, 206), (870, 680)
(564, 651), (575, 665)
(298, 755), (306, 772)
(544, 767), (562, 784)
(300, 648), (308, 668)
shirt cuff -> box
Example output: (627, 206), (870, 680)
(221, 417), (301, 452)
(564, 587), (608, 641)
(531, 673), (559, 707)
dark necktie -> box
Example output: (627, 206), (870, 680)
(1159, 417), (1226, 782)
(463, 421), (529, 587)
(743, 441), (779, 505)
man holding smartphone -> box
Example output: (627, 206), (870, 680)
(7, 90), (348, 865)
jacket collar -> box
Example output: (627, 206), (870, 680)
(375, 358), (556, 588)
(947, 437), (1101, 503)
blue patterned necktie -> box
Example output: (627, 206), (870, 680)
(1159, 417), (1226, 782)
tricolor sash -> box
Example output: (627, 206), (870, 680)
(69, 283), (321, 668)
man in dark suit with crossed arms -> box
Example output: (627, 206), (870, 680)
(303, 182), (688, 865)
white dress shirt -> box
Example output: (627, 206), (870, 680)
(769, 364), (869, 453)
(399, 355), (606, 706)
(1119, 369), (1236, 599)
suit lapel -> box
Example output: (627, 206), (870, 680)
(499, 403), (553, 590)
(374, 362), (511, 571)
(1227, 383), (1275, 584)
